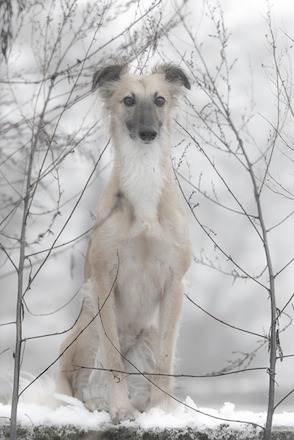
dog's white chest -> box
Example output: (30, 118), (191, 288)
(119, 140), (165, 224)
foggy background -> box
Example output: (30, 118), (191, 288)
(1, 0), (293, 414)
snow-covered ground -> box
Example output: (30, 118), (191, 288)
(0, 396), (293, 432)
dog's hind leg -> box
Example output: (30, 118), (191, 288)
(56, 321), (83, 399)
(56, 282), (108, 410)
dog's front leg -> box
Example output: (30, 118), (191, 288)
(92, 275), (134, 422)
(148, 281), (184, 411)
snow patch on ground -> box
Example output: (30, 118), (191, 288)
(0, 396), (293, 431)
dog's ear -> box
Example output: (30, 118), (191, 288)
(92, 64), (128, 94)
(154, 64), (191, 91)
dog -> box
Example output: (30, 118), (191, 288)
(56, 63), (192, 422)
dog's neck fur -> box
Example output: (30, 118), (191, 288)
(112, 130), (172, 226)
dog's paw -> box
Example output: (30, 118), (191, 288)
(84, 398), (108, 412)
(147, 393), (177, 413)
(110, 404), (135, 423)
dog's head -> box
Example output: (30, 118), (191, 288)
(92, 63), (190, 145)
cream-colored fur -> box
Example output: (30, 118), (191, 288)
(56, 64), (192, 422)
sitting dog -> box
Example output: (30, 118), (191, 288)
(56, 63), (192, 422)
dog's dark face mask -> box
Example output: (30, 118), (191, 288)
(92, 64), (190, 146)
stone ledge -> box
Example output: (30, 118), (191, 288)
(1, 425), (293, 440)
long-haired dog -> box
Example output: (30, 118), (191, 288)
(56, 63), (192, 422)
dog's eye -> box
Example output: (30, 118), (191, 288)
(155, 96), (165, 107)
(123, 96), (135, 107)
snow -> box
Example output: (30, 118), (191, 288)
(0, 395), (293, 431)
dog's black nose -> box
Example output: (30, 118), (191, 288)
(139, 129), (157, 142)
